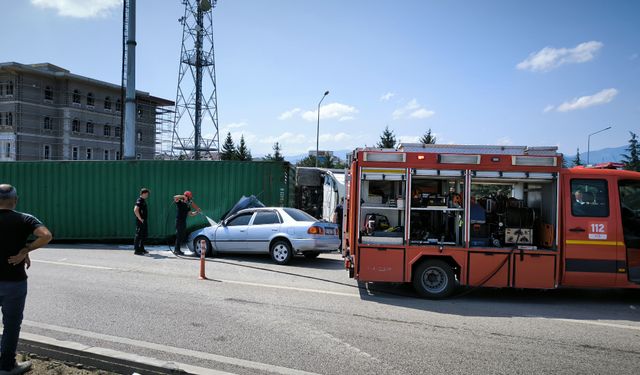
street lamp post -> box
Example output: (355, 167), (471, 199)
(587, 126), (612, 165)
(315, 90), (330, 167)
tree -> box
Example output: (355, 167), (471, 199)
(377, 126), (397, 148)
(622, 131), (640, 171)
(264, 142), (285, 161)
(420, 128), (436, 144)
(296, 155), (317, 167)
(572, 147), (583, 167)
(235, 135), (252, 161)
(220, 132), (236, 160)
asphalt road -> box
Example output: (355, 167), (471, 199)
(19, 245), (640, 375)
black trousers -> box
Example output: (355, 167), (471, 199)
(174, 223), (186, 253)
(134, 220), (148, 252)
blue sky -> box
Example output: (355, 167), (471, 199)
(5, 0), (639, 157)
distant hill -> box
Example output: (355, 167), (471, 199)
(563, 145), (627, 166)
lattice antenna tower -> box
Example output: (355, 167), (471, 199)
(172, 0), (219, 160)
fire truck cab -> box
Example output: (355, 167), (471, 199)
(343, 144), (640, 298)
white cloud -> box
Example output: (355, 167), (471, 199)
(339, 116), (355, 122)
(260, 132), (307, 144)
(543, 105), (555, 113)
(397, 135), (421, 144)
(380, 92), (396, 102)
(320, 132), (353, 143)
(497, 137), (513, 146)
(31, 0), (120, 18)
(219, 121), (247, 135)
(517, 41), (603, 72)
(392, 99), (435, 120)
(410, 108), (435, 119)
(301, 102), (359, 122)
(278, 108), (301, 120)
(555, 88), (618, 112)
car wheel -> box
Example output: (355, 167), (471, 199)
(270, 240), (293, 265)
(193, 236), (213, 257)
(412, 259), (456, 299)
(303, 251), (320, 259)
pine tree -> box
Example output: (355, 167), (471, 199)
(377, 126), (397, 148)
(420, 128), (436, 144)
(622, 131), (640, 172)
(573, 147), (583, 166)
(235, 135), (252, 161)
(264, 142), (285, 161)
(220, 132), (236, 160)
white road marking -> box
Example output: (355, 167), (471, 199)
(32, 258), (361, 298)
(32, 260), (114, 270)
(23, 320), (321, 375)
(19, 332), (236, 375)
(217, 279), (360, 298)
(543, 318), (640, 332)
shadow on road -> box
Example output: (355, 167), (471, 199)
(358, 281), (640, 322)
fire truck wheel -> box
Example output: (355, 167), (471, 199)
(270, 240), (293, 265)
(413, 259), (455, 299)
(193, 236), (213, 257)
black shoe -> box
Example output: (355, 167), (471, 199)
(173, 250), (184, 256)
(142, 250), (149, 254)
(134, 251), (145, 256)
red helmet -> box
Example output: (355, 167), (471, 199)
(184, 191), (193, 199)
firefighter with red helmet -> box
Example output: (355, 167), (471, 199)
(172, 191), (200, 255)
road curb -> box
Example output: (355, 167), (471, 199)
(17, 333), (235, 375)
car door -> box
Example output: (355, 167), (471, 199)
(215, 211), (254, 252)
(562, 176), (619, 287)
(246, 210), (282, 253)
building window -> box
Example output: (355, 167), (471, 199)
(87, 92), (95, 107)
(104, 96), (112, 110)
(5, 143), (10, 158)
(115, 126), (121, 138)
(137, 108), (143, 119)
(104, 150), (110, 160)
(136, 153), (141, 160)
(44, 86), (53, 101)
(43, 145), (51, 160)
(137, 131), (142, 142)
(72, 89), (81, 104)
(86, 121), (94, 134)
(72, 146), (79, 160)
(6, 113), (12, 126)
(103, 124), (111, 136)
(115, 98), (122, 112)
(116, 151), (120, 160)
(86, 148), (92, 160)
(72, 119), (80, 132)
(44, 116), (52, 130)
(6, 81), (13, 96)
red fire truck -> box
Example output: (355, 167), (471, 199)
(342, 144), (640, 298)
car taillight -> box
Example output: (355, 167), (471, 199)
(307, 226), (324, 234)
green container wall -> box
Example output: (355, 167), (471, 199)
(0, 160), (295, 241)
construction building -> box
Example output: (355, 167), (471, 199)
(0, 62), (173, 161)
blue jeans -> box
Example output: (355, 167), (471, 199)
(0, 280), (27, 371)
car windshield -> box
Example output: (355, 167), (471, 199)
(283, 208), (317, 222)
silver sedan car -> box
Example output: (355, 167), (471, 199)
(187, 207), (340, 265)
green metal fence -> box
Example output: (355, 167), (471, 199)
(0, 160), (295, 241)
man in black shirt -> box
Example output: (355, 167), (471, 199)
(133, 188), (150, 255)
(0, 184), (52, 374)
(173, 191), (199, 255)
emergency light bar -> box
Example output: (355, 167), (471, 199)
(512, 156), (557, 167)
(438, 154), (481, 164)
